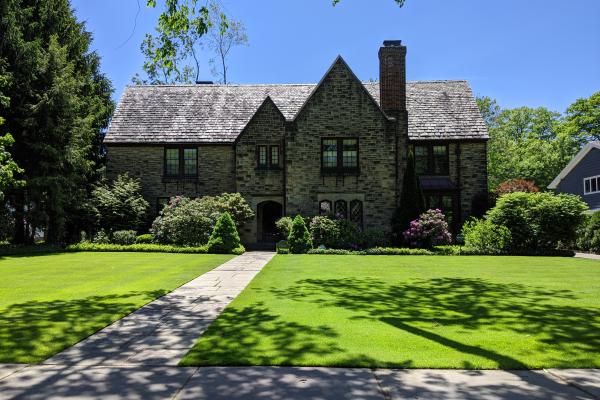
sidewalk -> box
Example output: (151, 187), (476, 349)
(0, 365), (598, 399)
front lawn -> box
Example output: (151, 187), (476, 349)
(0, 251), (232, 363)
(181, 255), (600, 369)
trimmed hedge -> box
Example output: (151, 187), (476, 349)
(304, 246), (574, 257)
(66, 242), (245, 255)
(306, 247), (434, 256)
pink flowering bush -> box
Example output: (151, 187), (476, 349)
(403, 209), (452, 248)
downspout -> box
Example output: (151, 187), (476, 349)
(456, 142), (462, 226)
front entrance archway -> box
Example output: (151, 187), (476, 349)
(257, 201), (283, 243)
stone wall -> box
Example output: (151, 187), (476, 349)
(285, 58), (398, 232)
(235, 99), (286, 243)
(447, 141), (488, 221)
(106, 145), (235, 213)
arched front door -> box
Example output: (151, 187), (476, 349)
(257, 201), (283, 243)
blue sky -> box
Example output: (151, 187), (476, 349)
(72, 0), (600, 112)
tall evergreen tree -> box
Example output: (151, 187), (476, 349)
(392, 149), (425, 244)
(0, 0), (114, 244)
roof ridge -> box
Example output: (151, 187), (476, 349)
(126, 83), (318, 88)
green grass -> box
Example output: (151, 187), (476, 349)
(181, 255), (600, 369)
(0, 251), (232, 363)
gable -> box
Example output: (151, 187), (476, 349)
(235, 96), (286, 145)
(548, 142), (600, 189)
(293, 56), (390, 123)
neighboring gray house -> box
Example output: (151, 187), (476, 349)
(104, 41), (489, 245)
(548, 141), (600, 211)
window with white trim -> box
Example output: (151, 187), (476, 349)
(584, 175), (600, 195)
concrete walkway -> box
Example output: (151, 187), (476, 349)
(0, 365), (598, 399)
(43, 251), (275, 367)
(576, 252), (600, 260)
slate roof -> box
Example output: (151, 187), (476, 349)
(104, 80), (488, 144)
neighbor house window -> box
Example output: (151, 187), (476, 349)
(164, 147), (197, 178)
(322, 138), (359, 173)
(584, 175), (600, 195)
(256, 145), (280, 169)
(412, 144), (449, 175)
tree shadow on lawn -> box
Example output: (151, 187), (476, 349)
(181, 302), (395, 367)
(0, 290), (167, 363)
(271, 277), (600, 369)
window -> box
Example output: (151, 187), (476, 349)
(425, 194), (455, 228)
(412, 144), (449, 175)
(165, 148), (179, 176)
(584, 175), (600, 195)
(322, 139), (338, 169)
(164, 147), (197, 178)
(322, 138), (359, 173)
(334, 200), (348, 219)
(319, 200), (332, 215)
(183, 148), (197, 176)
(257, 146), (268, 168)
(350, 200), (363, 227)
(270, 146), (280, 168)
(256, 145), (280, 169)
(414, 145), (428, 175)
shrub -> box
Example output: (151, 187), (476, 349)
(310, 216), (340, 248)
(577, 211), (600, 254)
(333, 219), (361, 249)
(196, 193), (254, 228)
(151, 193), (253, 247)
(111, 230), (137, 245)
(308, 248), (361, 255)
(494, 179), (539, 197)
(363, 247), (433, 255)
(91, 174), (149, 232)
(276, 240), (290, 254)
(67, 242), (209, 253)
(357, 229), (390, 249)
(0, 203), (14, 242)
(392, 148), (425, 244)
(135, 233), (154, 244)
(152, 197), (215, 246)
(288, 215), (312, 254)
(207, 212), (242, 254)
(487, 192), (588, 251)
(461, 218), (511, 254)
(275, 217), (293, 238)
(403, 209), (452, 248)
(92, 229), (110, 244)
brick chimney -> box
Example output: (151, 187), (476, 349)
(379, 40), (407, 114)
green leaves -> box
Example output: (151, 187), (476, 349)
(477, 96), (591, 190)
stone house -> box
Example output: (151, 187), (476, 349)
(104, 41), (488, 245)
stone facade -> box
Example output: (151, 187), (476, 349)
(103, 41), (489, 245)
(285, 58), (398, 232)
(106, 145), (235, 213)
